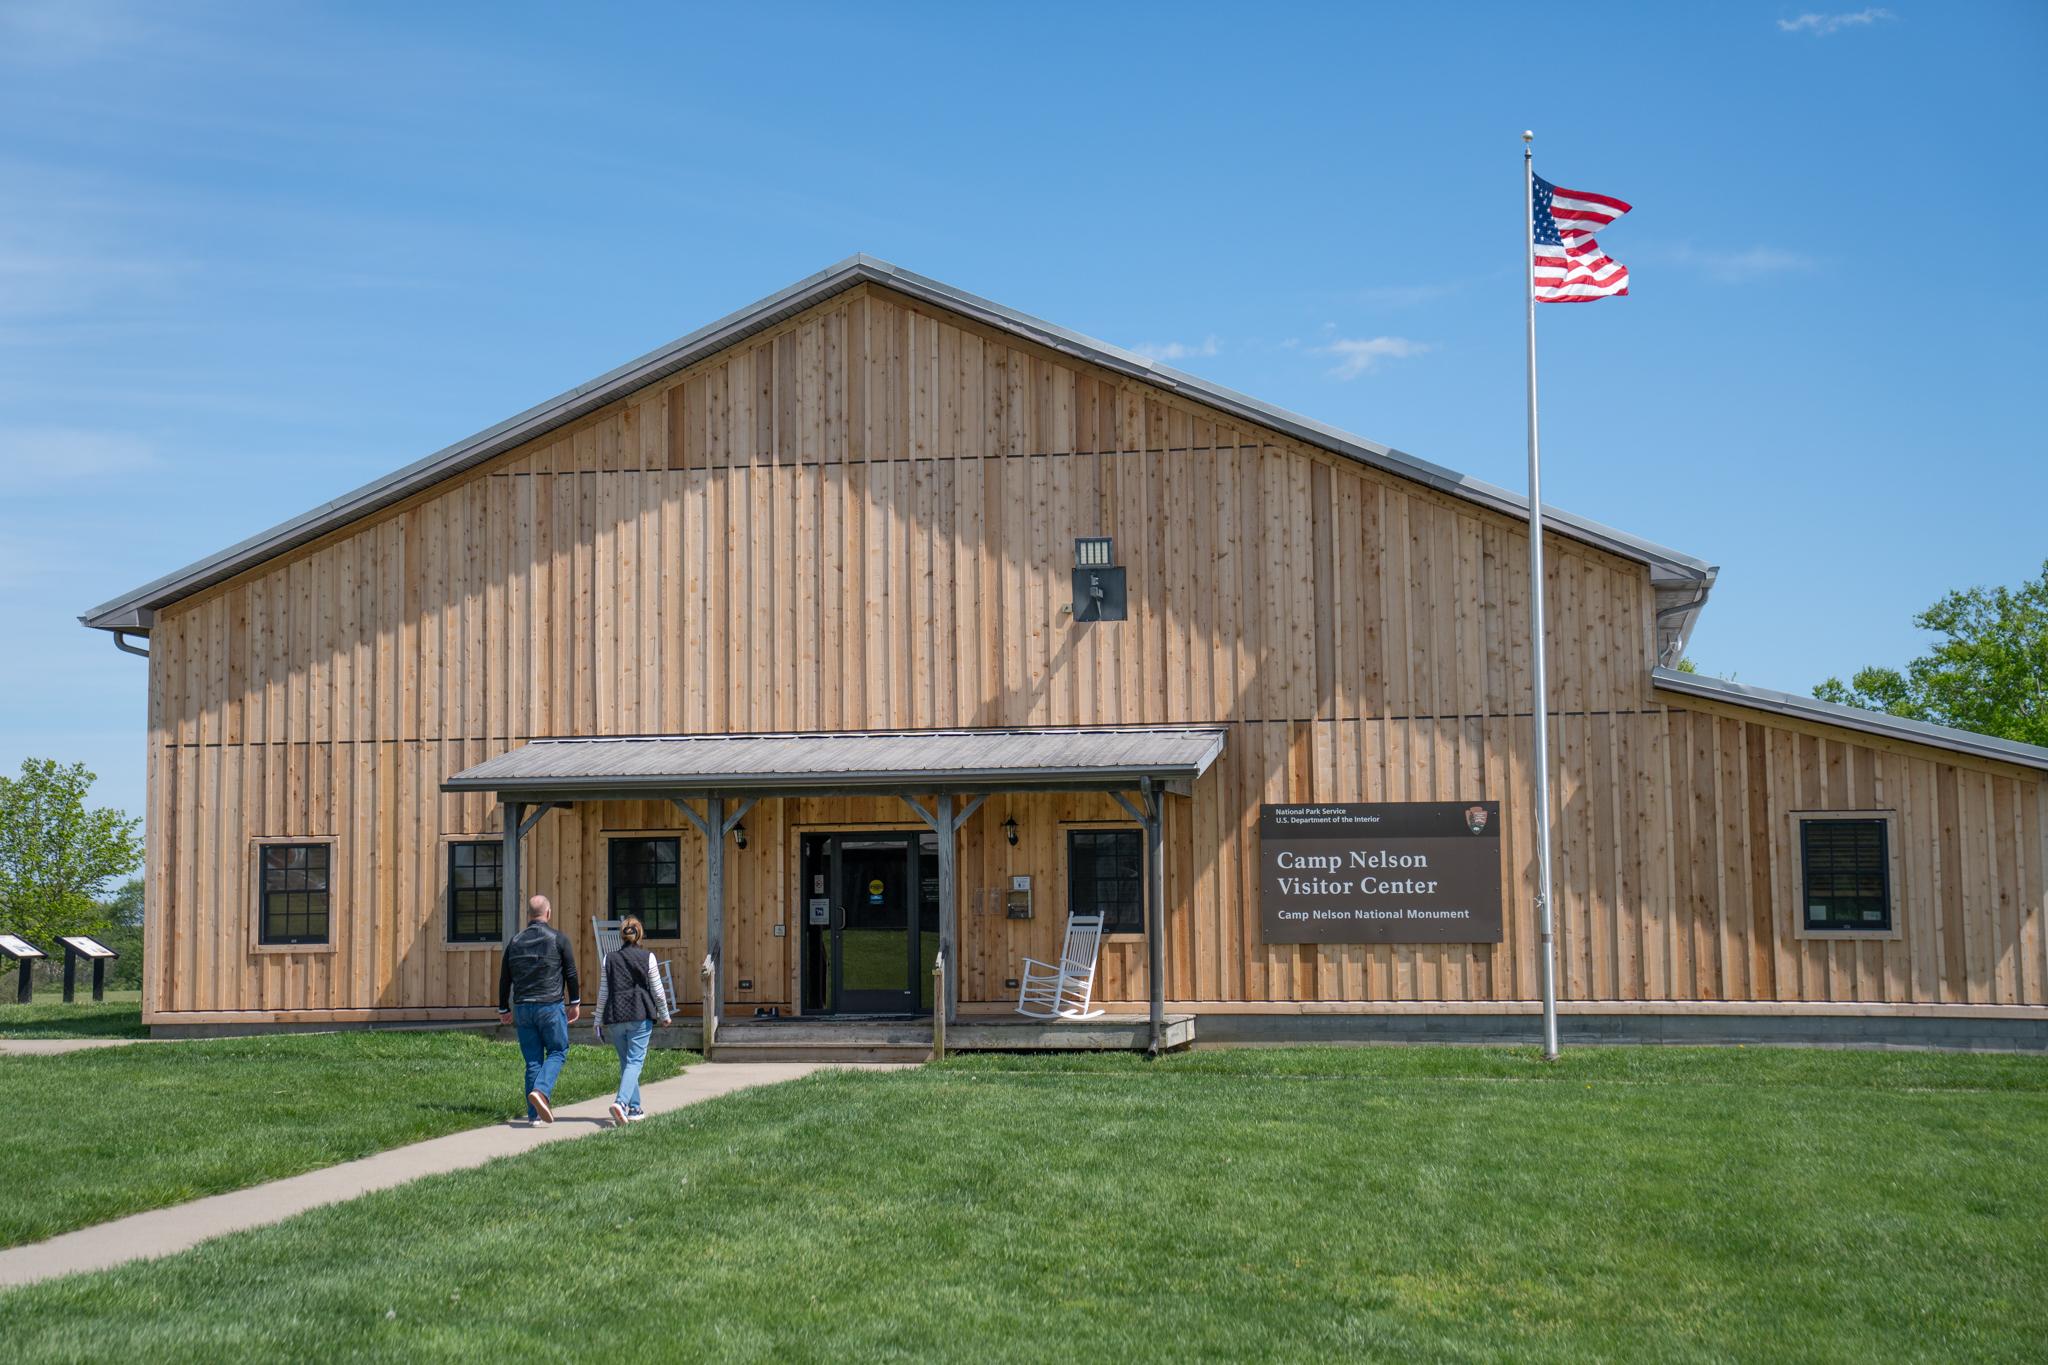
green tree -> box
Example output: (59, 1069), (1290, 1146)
(103, 876), (144, 928)
(93, 877), (147, 990)
(0, 760), (144, 944)
(1815, 560), (2048, 746)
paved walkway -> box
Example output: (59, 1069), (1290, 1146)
(0, 1061), (895, 1290)
(0, 1037), (160, 1056)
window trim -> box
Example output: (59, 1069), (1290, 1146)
(601, 831), (689, 943)
(1789, 809), (1903, 942)
(1062, 823), (1148, 939)
(443, 837), (507, 948)
(250, 836), (338, 954)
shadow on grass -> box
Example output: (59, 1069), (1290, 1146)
(0, 1001), (147, 1040)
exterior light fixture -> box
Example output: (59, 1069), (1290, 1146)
(1071, 537), (1127, 622)
(1003, 816), (1019, 846)
(732, 821), (747, 850)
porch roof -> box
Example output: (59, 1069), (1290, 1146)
(441, 726), (1227, 800)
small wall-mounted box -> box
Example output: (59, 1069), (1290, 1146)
(1005, 878), (1032, 920)
(1071, 537), (1127, 621)
(737, 978), (754, 990)
(771, 923), (786, 938)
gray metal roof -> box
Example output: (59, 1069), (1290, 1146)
(442, 726), (1229, 798)
(1651, 667), (2048, 772)
(79, 254), (1717, 635)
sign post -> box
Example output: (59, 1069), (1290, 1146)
(0, 935), (47, 1005)
(57, 936), (120, 1004)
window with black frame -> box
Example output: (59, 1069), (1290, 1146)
(1068, 828), (1144, 935)
(447, 841), (504, 943)
(609, 837), (681, 939)
(259, 843), (331, 945)
(1800, 818), (1892, 932)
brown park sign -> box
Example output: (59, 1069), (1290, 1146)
(1260, 802), (1503, 944)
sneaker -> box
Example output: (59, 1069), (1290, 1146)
(607, 1101), (627, 1127)
(528, 1090), (553, 1124)
(624, 1106), (648, 1123)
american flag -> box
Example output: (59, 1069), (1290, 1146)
(1532, 174), (1631, 303)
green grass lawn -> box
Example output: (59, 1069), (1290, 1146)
(0, 989), (147, 1038)
(0, 1030), (687, 1249)
(3, 1045), (2043, 1361)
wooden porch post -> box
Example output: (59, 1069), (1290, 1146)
(1117, 780), (1169, 1055)
(704, 795), (725, 1028)
(501, 799), (524, 948)
(935, 793), (958, 1025)
(675, 795), (755, 1039)
(1143, 780), (1167, 1055)
(902, 793), (984, 1027)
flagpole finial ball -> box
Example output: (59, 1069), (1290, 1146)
(1522, 130), (1533, 142)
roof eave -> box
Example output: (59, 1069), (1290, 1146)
(438, 725), (1229, 797)
(440, 765), (1215, 800)
(1651, 666), (2048, 772)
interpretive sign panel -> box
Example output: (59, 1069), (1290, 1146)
(0, 934), (44, 960)
(1259, 802), (1503, 944)
(58, 936), (118, 959)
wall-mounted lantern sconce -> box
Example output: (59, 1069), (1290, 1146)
(732, 821), (747, 850)
(1071, 537), (1127, 622)
(1003, 816), (1019, 846)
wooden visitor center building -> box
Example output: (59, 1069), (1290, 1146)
(81, 257), (2048, 1051)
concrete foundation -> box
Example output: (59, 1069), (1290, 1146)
(1191, 1012), (2048, 1052)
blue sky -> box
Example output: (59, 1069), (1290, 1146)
(3, 1), (2043, 823)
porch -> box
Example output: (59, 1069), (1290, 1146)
(444, 726), (1224, 1054)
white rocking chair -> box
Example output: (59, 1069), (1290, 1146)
(1016, 913), (1108, 1020)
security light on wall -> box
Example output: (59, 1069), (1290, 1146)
(1071, 537), (1127, 622)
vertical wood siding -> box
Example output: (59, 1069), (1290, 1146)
(141, 285), (2047, 1018)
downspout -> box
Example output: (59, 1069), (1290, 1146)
(112, 631), (149, 658)
(1653, 581), (1711, 668)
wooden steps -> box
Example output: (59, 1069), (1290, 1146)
(708, 1019), (933, 1064)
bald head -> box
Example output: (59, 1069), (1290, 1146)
(528, 895), (552, 922)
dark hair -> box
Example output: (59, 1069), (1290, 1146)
(619, 916), (645, 946)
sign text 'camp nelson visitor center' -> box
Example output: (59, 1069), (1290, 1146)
(80, 257), (2048, 1050)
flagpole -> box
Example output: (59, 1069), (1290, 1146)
(1523, 130), (1562, 1060)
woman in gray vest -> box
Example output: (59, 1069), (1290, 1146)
(595, 916), (672, 1126)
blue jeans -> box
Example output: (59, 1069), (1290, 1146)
(611, 1019), (655, 1110)
(514, 1001), (570, 1118)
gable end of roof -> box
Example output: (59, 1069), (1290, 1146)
(81, 254), (1716, 632)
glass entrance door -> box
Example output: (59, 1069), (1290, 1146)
(800, 832), (939, 1016)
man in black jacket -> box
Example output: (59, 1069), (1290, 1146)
(497, 894), (581, 1123)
